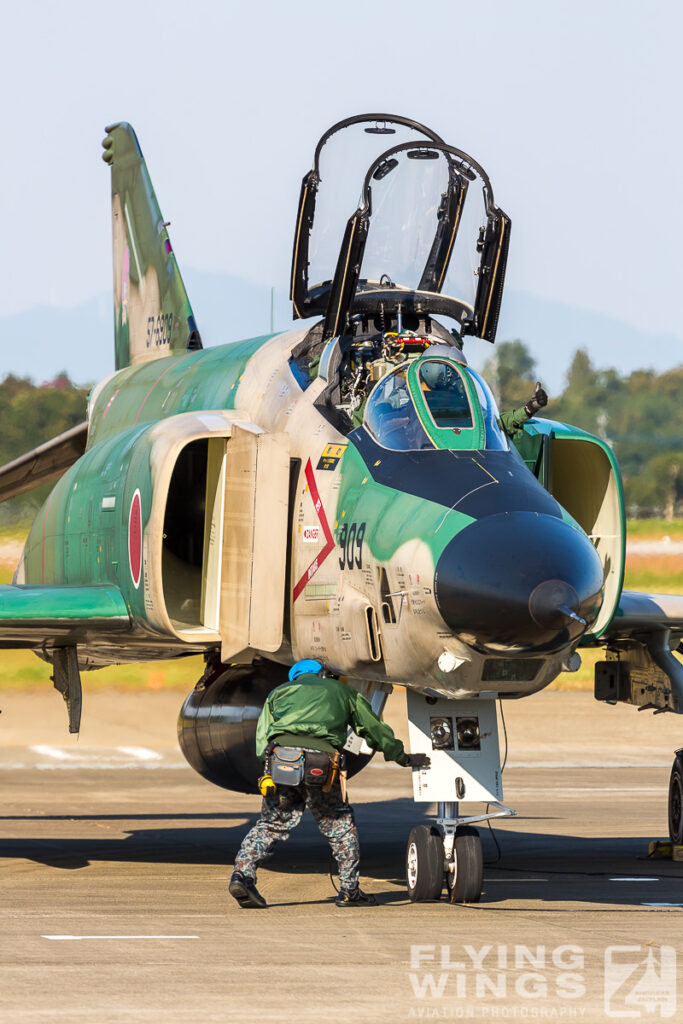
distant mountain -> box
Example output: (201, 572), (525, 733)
(0, 271), (680, 392)
(488, 291), (683, 392)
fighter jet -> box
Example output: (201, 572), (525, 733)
(1, 114), (682, 903)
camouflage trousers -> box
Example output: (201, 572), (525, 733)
(234, 781), (360, 890)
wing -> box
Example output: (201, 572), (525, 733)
(0, 421), (87, 503)
(0, 584), (130, 648)
(604, 590), (683, 639)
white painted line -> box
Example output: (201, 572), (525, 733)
(32, 763), (186, 772)
(513, 787), (667, 794)
(43, 935), (199, 942)
(30, 745), (76, 761)
(116, 746), (163, 762)
(26, 745), (176, 769)
(508, 762), (671, 769)
(610, 877), (660, 882)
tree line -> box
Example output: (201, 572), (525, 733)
(482, 341), (683, 518)
(0, 373), (88, 524)
(0, 343), (682, 522)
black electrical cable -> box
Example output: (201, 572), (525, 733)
(480, 701), (677, 883)
(500, 697), (509, 773)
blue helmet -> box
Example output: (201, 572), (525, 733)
(288, 659), (323, 681)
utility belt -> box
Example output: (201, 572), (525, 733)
(258, 745), (345, 797)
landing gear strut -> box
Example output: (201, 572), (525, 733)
(669, 748), (683, 846)
(404, 692), (516, 904)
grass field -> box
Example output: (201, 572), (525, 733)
(1, 523), (682, 693)
(623, 517), (683, 539)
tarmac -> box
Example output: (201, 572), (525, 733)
(1, 684), (682, 1023)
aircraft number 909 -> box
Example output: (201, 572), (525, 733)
(338, 521), (366, 570)
(146, 312), (173, 348)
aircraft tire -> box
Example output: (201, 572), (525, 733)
(406, 825), (444, 902)
(668, 750), (683, 846)
(448, 826), (483, 904)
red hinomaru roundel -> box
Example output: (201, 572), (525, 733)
(128, 489), (142, 589)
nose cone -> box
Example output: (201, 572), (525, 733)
(434, 512), (604, 654)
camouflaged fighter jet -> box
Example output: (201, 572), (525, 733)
(2, 114), (683, 904)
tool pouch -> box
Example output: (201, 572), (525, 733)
(270, 746), (305, 787)
(269, 746), (346, 789)
(304, 750), (333, 787)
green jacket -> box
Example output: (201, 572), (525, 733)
(499, 404), (531, 438)
(255, 674), (407, 764)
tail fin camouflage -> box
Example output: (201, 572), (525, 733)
(102, 123), (202, 370)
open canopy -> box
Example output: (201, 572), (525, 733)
(290, 116), (510, 344)
(290, 114), (445, 320)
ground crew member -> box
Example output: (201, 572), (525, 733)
(500, 381), (548, 437)
(229, 660), (430, 909)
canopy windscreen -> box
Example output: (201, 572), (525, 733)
(308, 122), (441, 291)
(357, 149), (488, 317)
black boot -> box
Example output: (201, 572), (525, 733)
(229, 870), (267, 909)
(334, 886), (377, 907)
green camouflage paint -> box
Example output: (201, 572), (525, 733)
(335, 441), (475, 566)
(102, 122), (199, 370)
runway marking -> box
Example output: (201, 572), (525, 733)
(508, 762), (671, 768)
(31, 745), (74, 761)
(116, 747), (163, 762)
(33, 763), (186, 771)
(29, 745), (167, 765)
(0, 762), (186, 771)
(610, 877), (659, 882)
(512, 786), (667, 794)
(42, 935), (199, 941)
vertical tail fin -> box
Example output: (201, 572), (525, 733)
(102, 122), (202, 370)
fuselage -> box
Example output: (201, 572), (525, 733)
(16, 326), (612, 697)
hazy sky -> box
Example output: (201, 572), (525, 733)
(1, 0), (681, 349)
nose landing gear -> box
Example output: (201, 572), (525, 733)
(406, 802), (508, 904)
(405, 692), (516, 904)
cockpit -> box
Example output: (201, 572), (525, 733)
(287, 114), (512, 447)
(363, 356), (509, 452)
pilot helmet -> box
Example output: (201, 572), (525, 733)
(288, 659), (323, 681)
(420, 361), (448, 389)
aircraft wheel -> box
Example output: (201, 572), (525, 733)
(668, 751), (683, 846)
(406, 825), (444, 902)
(447, 825), (483, 904)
